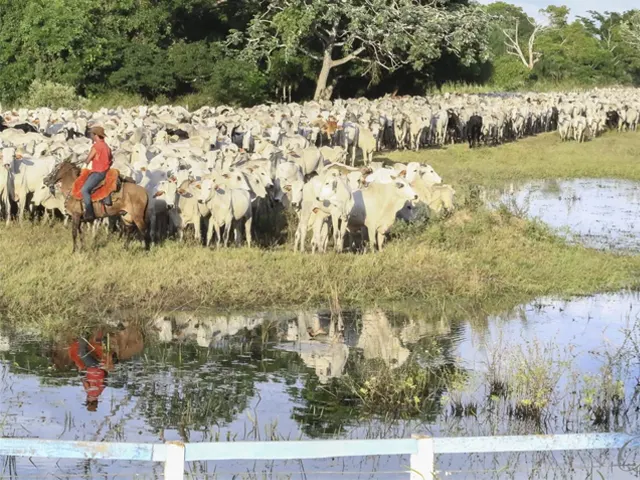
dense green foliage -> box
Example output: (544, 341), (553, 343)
(0, 1), (639, 107)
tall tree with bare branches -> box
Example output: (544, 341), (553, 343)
(227, 0), (491, 101)
(502, 19), (545, 70)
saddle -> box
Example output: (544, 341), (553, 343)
(72, 169), (122, 203)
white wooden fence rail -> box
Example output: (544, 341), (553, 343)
(1, 433), (638, 479)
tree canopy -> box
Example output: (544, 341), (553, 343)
(227, 0), (491, 100)
(0, 1), (639, 107)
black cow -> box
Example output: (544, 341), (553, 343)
(166, 128), (190, 140)
(549, 107), (559, 132)
(64, 128), (85, 141)
(0, 119), (38, 134)
(606, 110), (620, 130)
(467, 115), (483, 148)
(446, 110), (462, 144)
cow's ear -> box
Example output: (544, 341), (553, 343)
(153, 191), (164, 198)
(399, 170), (407, 177)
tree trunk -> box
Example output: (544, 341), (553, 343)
(313, 50), (333, 101)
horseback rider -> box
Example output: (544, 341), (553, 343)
(81, 126), (113, 221)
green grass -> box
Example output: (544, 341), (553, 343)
(2, 132), (640, 336)
(386, 131), (640, 188)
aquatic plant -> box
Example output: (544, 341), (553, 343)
(506, 340), (567, 421)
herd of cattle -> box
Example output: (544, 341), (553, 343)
(0, 87), (638, 251)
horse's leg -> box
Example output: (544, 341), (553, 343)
(123, 222), (132, 249)
(79, 220), (86, 249)
(71, 215), (81, 253)
(131, 214), (150, 251)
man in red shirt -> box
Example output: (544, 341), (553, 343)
(81, 126), (113, 221)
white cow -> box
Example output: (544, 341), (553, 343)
(0, 147), (15, 224)
(357, 127), (377, 165)
(274, 161), (304, 209)
(316, 173), (355, 252)
(13, 155), (57, 222)
(198, 177), (253, 247)
(32, 183), (68, 224)
(294, 176), (330, 253)
(348, 181), (419, 251)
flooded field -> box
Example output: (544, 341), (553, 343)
(495, 178), (640, 252)
(3, 294), (640, 478)
(3, 177), (640, 478)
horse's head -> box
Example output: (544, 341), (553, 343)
(43, 161), (78, 188)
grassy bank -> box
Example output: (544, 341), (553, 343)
(2, 133), (640, 336)
(1, 207), (640, 336)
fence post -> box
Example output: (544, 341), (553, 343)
(410, 435), (434, 480)
(164, 441), (185, 480)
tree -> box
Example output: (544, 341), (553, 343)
(540, 5), (570, 29)
(228, 0), (490, 101)
(502, 18), (545, 70)
(578, 10), (623, 53)
(534, 20), (627, 85)
(620, 10), (640, 49)
(484, 2), (535, 56)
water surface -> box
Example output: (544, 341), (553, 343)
(494, 178), (640, 252)
(3, 295), (640, 478)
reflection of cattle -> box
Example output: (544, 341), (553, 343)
(297, 342), (349, 384)
(357, 309), (410, 366)
(151, 309), (437, 385)
(153, 313), (265, 347)
(280, 309), (410, 383)
(0, 334), (9, 352)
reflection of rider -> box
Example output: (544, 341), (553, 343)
(68, 332), (116, 412)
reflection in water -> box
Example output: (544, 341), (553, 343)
(494, 178), (640, 251)
(153, 312), (266, 347)
(3, 294), (640, 478)
(358, 308), (410, 367)
(0, 333), (9, 352)
(49, 325), (144, 412)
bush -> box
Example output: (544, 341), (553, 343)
(85, 91), (146, 111)
(490, 55), (531, 90)
(108, 43), (176, 100)
(174, 92), (215, 110)
(201, 59), (268, 107)
(18, 80), (87, 109)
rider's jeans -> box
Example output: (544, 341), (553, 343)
(81, 171), (107, 217)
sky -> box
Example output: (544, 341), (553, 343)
(478, 0), (637, 22)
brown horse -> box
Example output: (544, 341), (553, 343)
(44, 161), (150, 252)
